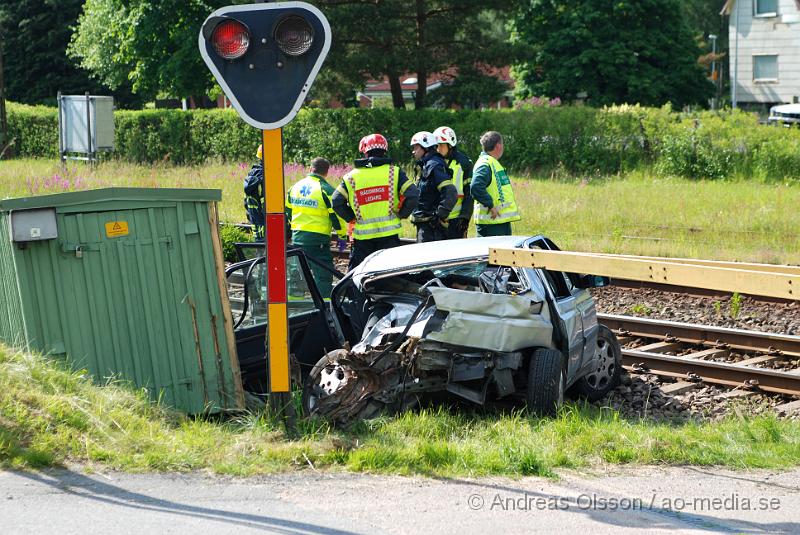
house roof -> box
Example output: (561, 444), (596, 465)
(363, 66), (513, 94)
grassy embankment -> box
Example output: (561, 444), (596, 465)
(2, 346), (800, 476)
(2, 158), (798, 264)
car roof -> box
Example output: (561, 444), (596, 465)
(771, 103), (800, 114)
(350, 235), (528, 285)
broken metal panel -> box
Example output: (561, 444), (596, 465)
(492, 368), (516, 398)
(425, 287), (554, 352)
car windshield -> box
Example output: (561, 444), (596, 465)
(431, 262), (488, 279)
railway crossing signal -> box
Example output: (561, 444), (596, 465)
(199, 2), (331, 393)
(198, 2), (331, 129)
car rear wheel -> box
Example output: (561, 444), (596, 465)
(570, 325), (621, 401)
(526, 348), (565, 417)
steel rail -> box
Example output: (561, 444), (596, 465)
(620, 348), (800, 396)
(597, 313), (800, 358)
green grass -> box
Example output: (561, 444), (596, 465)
(3, 159), (799, 264)
(3, 345), (800, 476)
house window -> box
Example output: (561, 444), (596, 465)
(755, 0), (778, 16)
(753, 55), (779, 82)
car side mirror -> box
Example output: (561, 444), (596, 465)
(575, 274), (609, 289)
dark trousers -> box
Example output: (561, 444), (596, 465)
(349, 235), (403, 271)
(476, 222), (512, 237)
(446, 218), (469, 240)
(299, 243), (335, 299)
(416, 221), (447, 243)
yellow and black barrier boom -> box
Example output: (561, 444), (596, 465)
(488, 248), (800, 301)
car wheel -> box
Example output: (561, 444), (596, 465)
(526, 348), (565, 418)
(302, 349), (350, 416)
(570, 325), (621, 401)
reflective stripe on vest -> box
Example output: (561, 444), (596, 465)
(447, 159), (465, 220)
(287, 176), (332, 236)
(345, 165), (403, 239)
(473, 155), (521, 224)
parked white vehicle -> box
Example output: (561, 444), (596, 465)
(767, 103), (800, 127)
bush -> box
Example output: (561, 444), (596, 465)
(219, 224), (253, 262)
(6, 103), (59, 158)
(7, 103), (800, 181)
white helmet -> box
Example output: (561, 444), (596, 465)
(410, 131), (435, 149)
(433, 126), (457, 147)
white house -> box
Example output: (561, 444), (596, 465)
(722, 0), (800, 107)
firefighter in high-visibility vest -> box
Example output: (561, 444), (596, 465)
(285, 158), (346, 298)
(433, 126), (474, 240)
(331, 133), (419, 271)
(243, 144), (265, 241)
(410, 131), (457, 243)
(470, 131), (520, 237)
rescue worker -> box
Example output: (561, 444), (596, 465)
(332, 133), (419, 271)
(470, 131), (520, 237)
(285, 158), (346, 298)
(243, 144), (265, 241)
(409, 131), (457, 243)
(433, 126), (473, 239)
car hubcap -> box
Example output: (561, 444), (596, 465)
(319, 363), (347, 396)
(586, 336), (616, 390)
(308, 361), (348, 411)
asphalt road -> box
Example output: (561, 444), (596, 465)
(2, 466), (799, 534)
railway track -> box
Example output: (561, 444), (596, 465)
(598, 313), (800, 398)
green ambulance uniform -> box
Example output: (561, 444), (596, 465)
(285, 173), (345, 298)
(470, 152), (520, 237)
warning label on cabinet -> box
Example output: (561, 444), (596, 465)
(105, 221), (129, 238)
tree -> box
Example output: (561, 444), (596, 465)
(427, 66), (510, 109)
(511, 0), (714, 108)
(318, 1), (515, 109)
(69, 0), (232, 101)
(0, 0), (126, 105)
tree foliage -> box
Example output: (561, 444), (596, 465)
(0, 0), (121, 105)
(69, 0), (235, 100)
(427, 66), (509, 109)
(318, 1), (514, 109)
(511, 0), (714, 108)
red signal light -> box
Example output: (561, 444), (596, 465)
(212, 19), (250, 60)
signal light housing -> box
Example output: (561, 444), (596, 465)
(199, 2), (331, 130)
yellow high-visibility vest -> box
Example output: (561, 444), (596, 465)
(473, 154), (520, 225)
(344, 165), (408, 239)
(447, 158), (466, 220)
(286, 176), (334, 236)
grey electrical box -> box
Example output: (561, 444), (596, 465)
(58, 94), (115, 162)
(10, 209), (58, 242)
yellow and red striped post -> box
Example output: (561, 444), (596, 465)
(262, 128), (290, 392)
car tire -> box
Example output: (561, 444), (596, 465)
(526, 348), (565, 418)
(302, 349), (350, 417)
(570, 325), (621, 401)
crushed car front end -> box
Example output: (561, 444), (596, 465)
(303, 236), (619, 426)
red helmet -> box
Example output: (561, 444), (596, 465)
(359, 133), (389, 154)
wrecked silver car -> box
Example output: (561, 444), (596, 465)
(302, 235), (621, 425)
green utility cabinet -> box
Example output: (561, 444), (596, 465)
(0, 188), (244, 413)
